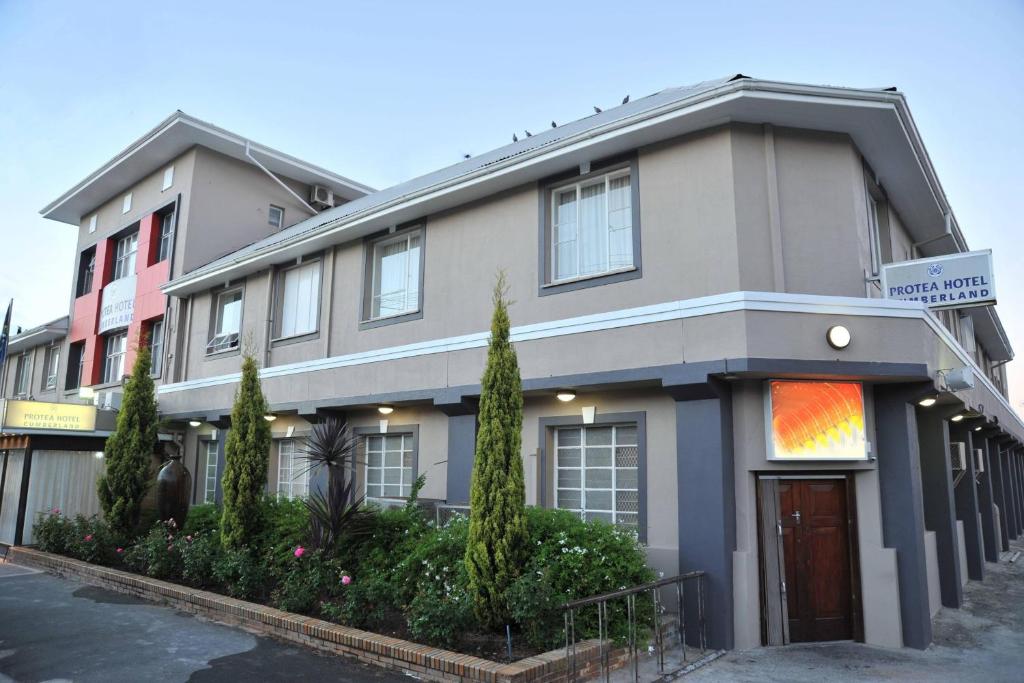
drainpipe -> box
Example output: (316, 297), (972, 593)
(244, 142), (319, 217)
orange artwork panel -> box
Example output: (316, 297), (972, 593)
(769, 381), (867, 459)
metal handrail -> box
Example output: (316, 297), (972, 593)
(562, 571), (707, 683)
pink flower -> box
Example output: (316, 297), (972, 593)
(84, 534), (93, 542)
(294, 546), (305, 558)
(341, 575), (352, 586)
(51, 507), (60, 515)
(115, 547), (124, 554)
(186, 535), (193, 542)
(167, 545), (174, 552)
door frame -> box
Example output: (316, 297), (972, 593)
(756, 472), (865, 644)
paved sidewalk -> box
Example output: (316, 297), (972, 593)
(687, 539), (1024, 682)
(0, 562), (406, 682)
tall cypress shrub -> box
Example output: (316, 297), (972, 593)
(97, 343), (158, 539)
(465, 273), (527, 627)
(220, 354), (272, 549)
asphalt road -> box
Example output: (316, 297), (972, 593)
(0, 562), (408, 683)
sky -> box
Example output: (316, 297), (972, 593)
(0, 0), (1022, 403)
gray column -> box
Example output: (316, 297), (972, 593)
(1003, 444), (1020, 540)
(916, 409), (962, 608)
(874, 385), (932, 649)
(1012, 448), (1024, 538)
(988, 437), (1010, 552)
(443, 413), (477, 505)
(975, 431), (1000, 563)
(670, 379), (734, 651)
(949, 424), (983, 581)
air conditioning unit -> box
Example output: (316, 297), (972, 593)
(310, 185), (335, 209)
(944, 367), (975, 392)
(97, 390), (122, 412)
(950, 442), (966, 472)
(974, 448), (985, 474)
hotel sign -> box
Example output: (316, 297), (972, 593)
(99, 275), (136, 333)
(881, 250), (995, 310)
(2, 399), (97, 432)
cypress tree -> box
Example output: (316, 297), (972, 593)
(465, 272), (527, 628)
(220, 354), (272, 549)
(97, 342), (158, 539)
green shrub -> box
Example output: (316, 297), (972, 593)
(181, 531), (222, 588)
(271, 549), (347, 615)
(508, 508), (655, 650)
(123, 519), (184, 580)
(211, 546), (271, 601)
(34, 509), (74, 555)
(183, 504), (221, 536)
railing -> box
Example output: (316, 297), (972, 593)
(435, 503), (469, 526)
(562, 571), (707, 682)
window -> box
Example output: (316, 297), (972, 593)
(268, 205), (284, 229)
(113, 232), (138, 280)
(551, 169), (633, 283)
(148, 319), (164, 377)
(277, 440), (309, 499)
(866, 194), (882, 276)
(157, 212), (175, 262)
(162, 165), (174, 191)
(364, 433), (414, 498)
(42, 345), (59, 391)
(88, 215), (97, 234)
(122, 193), (132, 214)
(207, 289), (242, 353)
(276, 260), (321, 339)
(102, 332), (127, 384)
(555, 424), (638, 530)
(203, 440), (219, 503)
(12, 354), (29, 397)
(66, 342), (84, 390)
(77, 248), (96, 297)
(368, 230), (422, 320)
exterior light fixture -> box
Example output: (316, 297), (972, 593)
(951, 414), (964, 422)
(79, 386), (95, 400)
(377, 405), (395, 415)
(974, 425), (983, 432)
(556, 390), (577, 402)
(918, 397), (937, 408)
(94, 451), (104, 460)
(826, 325), (852, 350)
(188, 419), (202, 428)
(264, 414), (277, 422)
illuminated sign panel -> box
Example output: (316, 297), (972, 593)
(2, 399), (97, 432)
(881, 250), (995, 310)
(766, 381), (867, 461)
(99, 275), (136, 333)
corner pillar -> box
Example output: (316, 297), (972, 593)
(975, 429), (1000, 562)
(949, 423), (984, 581)
(436, 398), (478, 505)
(916, 408), (963, 607)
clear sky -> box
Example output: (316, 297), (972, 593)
(0, 0), (1022, 403)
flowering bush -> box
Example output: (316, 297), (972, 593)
(123, 519), (184, 579)
(35, 511), (119, 566)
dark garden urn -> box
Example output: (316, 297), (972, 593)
(157, 454), (192, 529)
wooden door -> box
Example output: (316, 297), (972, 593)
(778, 478), (854, 642)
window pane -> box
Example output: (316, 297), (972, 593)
(382, 484), (401, 496)
(585, 468), (612, 489)
(587, 490), (613, 511)
(608, 174), (633, 268)
(557, 447), (581, 467)
(384, 451), (401, 468)
(373, 234), (419, 318)
(366, 483), (382, 497)
(556, 489), (581, 510)
(586, 427), (613, 446)
(616, 490), (639, 513)
(578, 182), (607, 276)
(557, 428), (581, 447)
(586, 511), (613, 523)
(557, 469), (581, 489)
(218, 292), (242, 335)
(617, 467), (638, 490)
(553, 190), (578, 280)
(367, 451), (382, 468)
(616, 425), (637, 446)
(616, 445), (639, 469)
(280, 262), (319, 337)
(367, 468), (381, 484)
(585, 447), (612, 467)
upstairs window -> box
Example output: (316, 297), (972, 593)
(42, 344), (60, 391)
(77, 248), (96, 297)
(102, 332), (127, 384)
(268, 205), (284, 229)
(367, 228), (422, 321)
(207, 288), (242, 354)
(12, 354), (29, 397)
(275, 259), (321, 339)
(157, 212), (175, 262)
(148, 319), (164, 377)
(277, 439), (310, 499)
(66, 342), (85, 390)
(162, 165), (174, 191)
(552, 170), (634, 282)
(113, 232), (138, 280)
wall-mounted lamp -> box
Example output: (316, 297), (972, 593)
(951, 414), (965, 422)
(263, 414), (277, 422)
(556, 390), (577, 402)
(94, 451), (104, 460)
(826, 325), (852, 350)
(188, 419), (202, 428)
(377, 405), (395, 415)
(918, 396), (937, 408)
(974, 425), (983, 432)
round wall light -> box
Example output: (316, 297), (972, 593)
(94, 451), (105, 460)
(918, 397), (937, 407)
(556, 390), (577, 402)
(826, 325), (852, 350)
(188, 419), (202, 428)
(377, 405), (395, 415)
(263, 414), (277, 422)
(974, 425), (983, 432)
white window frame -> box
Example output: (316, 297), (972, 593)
(268, 205), (284, 229)
(554, 424), (639, 529)
(149, 319), (164, 377)
(207, 288), (242, 354)
(157, 212), (175, 262)
(113, 232), (138, 280)
(368, 229), (422, 321)
(274, 259), (321, 340)
(103, 332), (127, 384)
(88, 215), (97, 234)
(550, 169), (634, 284)
(203, 440), (219, 503)
(122, 193), (132, 214)
(364, 433), (414, 498)
(13, 354), (29, 397)
(43, 344), (60, 390)
(276, 439), (309, 499)
(162, 165), (174, 191)
(866, 193), (883, 276)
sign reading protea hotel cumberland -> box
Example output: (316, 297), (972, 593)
(98, 275), (136, 333)
(881, 249), (995, 310)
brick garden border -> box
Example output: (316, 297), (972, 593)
(8, 547), (614, 683)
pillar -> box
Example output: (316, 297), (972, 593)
(1003, 443), (1021, 540)
(916, 409), (962, 607)
(436, 399), (477, 505)
(975, 430), (1000, 562)
(989, 437), (1011, 552)
(949, 424), (983, 581)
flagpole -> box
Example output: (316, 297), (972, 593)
(0, 299), (12, 400)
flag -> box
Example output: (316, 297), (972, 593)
(0, 299), (11, 369)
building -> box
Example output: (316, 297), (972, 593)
(0, 112), (370, 544)
(5, 76), (1024, 653)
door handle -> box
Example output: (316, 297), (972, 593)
(792, 510), (801, 524)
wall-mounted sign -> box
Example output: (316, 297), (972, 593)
(99, 275), (136, 333)
(2, 399), (97, 432)
(766, 380), (867, 461)
(881, 250), (995, 310)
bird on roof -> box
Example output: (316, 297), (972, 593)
(463, 154), (471, 159)
(513, 133), (518, 142)
(551, 121), (557, 128)
(593, 106), (602, 113)
(622, 95), (630, 104)
(525, 130), (532, 137)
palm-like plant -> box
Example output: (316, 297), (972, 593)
(300, 419), (370, 551)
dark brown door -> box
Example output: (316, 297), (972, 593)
(778, 478), (854, 642)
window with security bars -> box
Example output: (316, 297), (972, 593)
(364, 433), (414, 498)
(203, 440), (218, 503)
(555, 424), (639, 530)
(277, 439), (309, 499)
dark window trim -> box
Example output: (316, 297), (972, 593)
(353, 424), (420, 499)
(40, 344), (60, 392)
(76, 246), (97, 298)
(205, 281), (245, 358)
(64, 341), (85, 392)
(270, 252), (325, 345)
(537, 411), (647, 542)
(358, 221), (427, 331)
(147, 317), (165, 379)
(155, 202), (177, 264)
(537, 153), (642, 297)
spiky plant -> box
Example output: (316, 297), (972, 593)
(300, 418), (370, 551)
